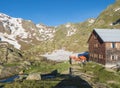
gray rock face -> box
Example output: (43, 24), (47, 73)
(0, 45), (8, 63)
(26, 73), (41, 80)
(0, 43), (24, 78)
(0, 66), (20, 79)
(0, 43), (23, 64)
(0, 65), (3, 75)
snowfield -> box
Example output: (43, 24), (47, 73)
(42, 49), (79, 61)
(0, 13), (56, 49)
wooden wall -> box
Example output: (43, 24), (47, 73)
(88, 31), (106, 65)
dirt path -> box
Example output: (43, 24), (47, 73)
(70, 64), (93, 81)
(70, 64), (108, 88)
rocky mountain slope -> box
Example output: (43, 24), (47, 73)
(0, 0), (120, 54)
(0, 42), (23, 64)
(0, 13), (55, 50)
(29, 0), (120, 55)
(50, 0), (120, 52)
(93, 0), (120, 28)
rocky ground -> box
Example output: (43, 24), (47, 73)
(70, 64), (108, 88)
(0, 46), (120, 88)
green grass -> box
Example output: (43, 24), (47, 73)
(3, 62), (20, 67)
(80, 62), (120, 88)
(1, 60), (70, 88)
(24, 61), (70, 74)
(3, 62), (120, 88)
(3, 76), (92, 88)
(4, 80), (60, 88)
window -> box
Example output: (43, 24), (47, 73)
(111, 55), (118, 61)
(94, 44), (98, 48)
(111, 42), (116, 48)
(111, 56), (114, 60)
(94, 54), (98, 58)
(99, 54), (103, 59)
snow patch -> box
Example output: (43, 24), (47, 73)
(0, 33), (21, 49)
(110, 23), (113, 26)
(0, 13), (32, 49)
(88, 19), (95, 24)
(42, 49), (73, 61)
(65, 23), (71, 28)
(37, 24), (55, 41)
(1, 15), (28, 39)
(114, 8), (120, 12)
(67, 27), (76, 36)
(42, 49), (85, 61)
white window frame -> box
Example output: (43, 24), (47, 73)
(111, 55), (118, 61)
(111, 42), (116, 48)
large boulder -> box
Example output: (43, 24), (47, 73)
(0, 47), (8, 63)
(26, 73), (41, 80)
(0, 66), (20, 79)
(0, 65), (4, 75)
(0, 43), (23, 64)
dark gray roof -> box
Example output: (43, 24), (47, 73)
(94, 29), (120, 42)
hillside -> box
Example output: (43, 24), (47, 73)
(49, 0), (120, 52)
(93, 0), (120, 28)
(27, 0), (120, 55)
(0, 13), (55, 50)
(53, 0), (120, 52)
(0, 0), (120, 55)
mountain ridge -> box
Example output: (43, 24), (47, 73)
(0, 0), (120, 53)
(0, 13), (56, 50)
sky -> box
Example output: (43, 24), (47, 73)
(0, 0), (115, 26)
